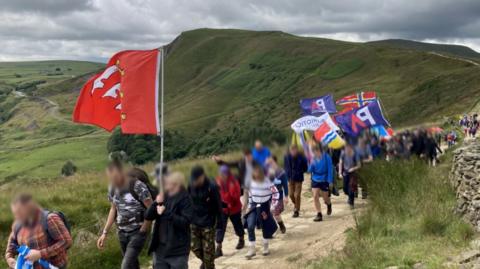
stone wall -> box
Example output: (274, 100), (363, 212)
(451, 139), (480, 230)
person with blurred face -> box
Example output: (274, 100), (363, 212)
(339, 144), (361, 208)
(212, 148), (258, 214)
(308, 145), (334, 222)
(97, 160), (153, 269)
(266, 156), (289, 233)
(5, 194), (72, 269)
(284, 145), (308, 218)
(188, 166), (222, 269)
(214, 165), (245, 257)
(251, 139), (271, 165)
(244, 163), (278, 259)
(145, 172), (194, 269)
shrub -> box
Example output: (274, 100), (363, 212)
(61, 161), (77, 176)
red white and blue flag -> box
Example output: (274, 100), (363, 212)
(336, 91), (377, 108)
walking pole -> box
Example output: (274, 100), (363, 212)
(157, 46), (165, 194)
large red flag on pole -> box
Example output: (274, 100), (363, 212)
(73, 49), (161, 134)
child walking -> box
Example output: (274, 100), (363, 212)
(266, 156), (288, 234)
(244, 163), (278, 259)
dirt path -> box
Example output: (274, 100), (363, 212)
(188, 181), (366, 269)
(428, 52), (479, 66)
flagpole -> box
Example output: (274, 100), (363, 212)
(158, 46), (165, 193)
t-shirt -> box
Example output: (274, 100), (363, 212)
(252, 147), (271, 165)
(249, 179), (274, 204)
(340, 150), (361, 174)
(355, 145), (372, 161)
(108, 180), (151, 232)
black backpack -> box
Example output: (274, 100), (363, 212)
(14, 210), (72, 249)
(110, 167), (159, 208)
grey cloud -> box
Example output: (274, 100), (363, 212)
(0, 0), (94, 15)
(0, 0), (480, 61)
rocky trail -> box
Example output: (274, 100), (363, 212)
(187, 181), (366, 269)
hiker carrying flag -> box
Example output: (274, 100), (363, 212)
(145, 172), (194, 269)
(5, 194), (72, 269)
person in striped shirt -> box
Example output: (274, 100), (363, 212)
(244, 163), (278, 259)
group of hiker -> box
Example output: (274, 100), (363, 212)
(4, 126), (454, 269)
(460, 114), (479, 138)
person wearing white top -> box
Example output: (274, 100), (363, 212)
(244, 164), (278, 259)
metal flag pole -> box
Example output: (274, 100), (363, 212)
(157, 46), (165, 193)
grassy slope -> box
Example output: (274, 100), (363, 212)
(0, 61), (106, 180)
(313, 152), (473, 269)
(165, 29), (480, 140)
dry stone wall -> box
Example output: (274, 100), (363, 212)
(451, 139), (480, 230)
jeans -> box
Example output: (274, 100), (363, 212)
(153, 254), (189, 269)
(118, 229), (147, 269)
(216, 212), (244, 243)
(343, 173), (356, 206)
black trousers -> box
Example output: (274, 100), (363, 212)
(215, 212), (244, 243)
(118, 230), (147, 269)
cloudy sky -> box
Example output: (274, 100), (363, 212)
(1, 0), (480, 62)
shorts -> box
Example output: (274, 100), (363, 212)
(311, 181), (329, 192)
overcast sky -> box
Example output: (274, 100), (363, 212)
(1, 0), (480, 62)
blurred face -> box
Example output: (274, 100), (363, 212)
(106, 167), (124, 187)
(193, 174), (206, 187)
(245, 153), (253, 162)
(314, 148), (322, 157)
(11, 202), (32, 224)
(255, 140), (262, 150)
(164, 178), (182, 196)
(252, 167), (264, 182)
(220, 173), (228, 181)
(290, 147), (298, 156)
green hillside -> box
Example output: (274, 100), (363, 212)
(0, 61), (107, 180)
(1, 29), (480, 179)
(164, 29), (480, 154)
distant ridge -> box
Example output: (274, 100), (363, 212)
(368, 39), (480, 60)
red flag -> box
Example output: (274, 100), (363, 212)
(73, 49), (161, 134)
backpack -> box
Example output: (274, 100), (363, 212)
(129, 179), (158, 207)
(14, 210), (72, 249)
(109, 179), (158, 208)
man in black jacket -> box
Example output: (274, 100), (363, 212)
(145, 172), (193, 269)
(188, 166), (222, 269)
(284, 145), (308, 218)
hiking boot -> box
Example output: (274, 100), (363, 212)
(245, 244), (256, 260)
(215, 244), (223, 258)
(236, 238), (245, 250)
(278, 221), (286, 234)
(262, 241), (270, 256)
(332, 188), (340, 196)
(314, 212), (323, 222)
(292, 211), (299, 218)
(327, 204), (332, 216)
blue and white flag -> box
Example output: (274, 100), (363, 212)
(335, 100), (389, 136)
(300, 94), (337, 115)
